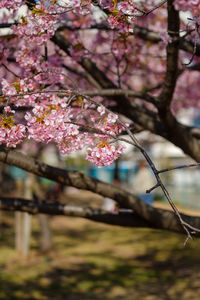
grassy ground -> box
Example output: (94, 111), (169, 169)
(0, 204), (200, 300)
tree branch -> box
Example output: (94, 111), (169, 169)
(79, 89), (156, 105)
(0, 23), (17, 28)
(0, 197), (152, 228)
(1, 196), (200, 235)
(0, 147), (200, 235)
(158, 0), (180, 116)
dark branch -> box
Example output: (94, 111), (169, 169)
(158, 0), (180, 115)
(1, 197), (200, 235)
(76, 89), (157, 105)
(0, 197), (151, 228)
(0, 23), (17, 28)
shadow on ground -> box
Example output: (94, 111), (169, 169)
(0, 213), (200, 300)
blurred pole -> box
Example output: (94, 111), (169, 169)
(21, 174), (33, 258)
(38, 214), (52, 253)
(15, 211), (23, 254)
(31, 176), (53, 253)
(15, 179), (24, 255)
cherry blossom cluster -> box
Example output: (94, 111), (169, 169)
(0, 106), (26, 148)
(106, 1), (135, 33)
(84, 105), (126, 166)
(24, 95), (125, 166)
(1, 38), (126, 167)
(1, 88), (122, 166)
(86, 143), (125, 167)
(25, 101), (79, 143)
(11, 4), (58, 45)
(1, 78), (37, 107)
(95, 106), (124, 137)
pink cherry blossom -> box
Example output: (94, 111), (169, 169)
(86, 143), (125, 167)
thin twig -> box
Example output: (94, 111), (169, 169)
(158, 163), (200, 174)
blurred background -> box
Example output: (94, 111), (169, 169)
(1, 108), (200, 299)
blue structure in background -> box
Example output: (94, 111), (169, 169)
(90, 164), (115, 183)
(89, 162), (154, 205)
(90, 161), (138, 184)
(90, 162), (136, 184)
(137, 194), (154, 205)
(9, 166), (26, 180)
